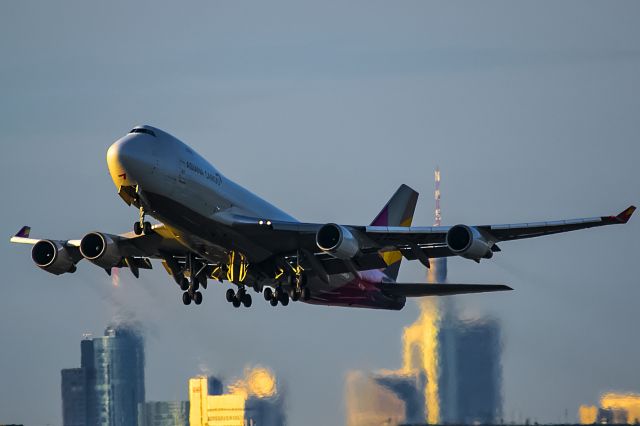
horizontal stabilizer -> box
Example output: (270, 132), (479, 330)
(380, 283), (512, 297)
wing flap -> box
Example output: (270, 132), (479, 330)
(380, 283), (512, 297)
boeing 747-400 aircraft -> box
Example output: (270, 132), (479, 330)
(10, 125), (636, 309)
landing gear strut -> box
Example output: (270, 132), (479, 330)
(181, 253), (206, 307)
(133, 206), (152, 235)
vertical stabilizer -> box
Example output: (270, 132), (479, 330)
(370, 184), (419, 281)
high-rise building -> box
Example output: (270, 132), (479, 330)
(93, 326), (145, 426)
(345, 169), (503, 425)
(61, 325), (145, 426)
(138, 401), (189, 426)
(189, 368), (284, 426)
(438, 317), (502, 424)
(61, 368), (89, 426)
(62, 338), (95, 426)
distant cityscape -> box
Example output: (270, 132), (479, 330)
(4, 170), (639, 426)
(60, 324), (285, 426)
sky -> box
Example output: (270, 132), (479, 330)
(1, 1), (639, 425)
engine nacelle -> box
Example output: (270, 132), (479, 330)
(316, 223), (361, 259)
(80, 232), (122, 269)
(446, 224), (494, 261)
(31, 240), (76, 275)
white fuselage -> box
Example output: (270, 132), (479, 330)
(107, 126), (296, 225)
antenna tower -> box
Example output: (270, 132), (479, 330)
(434, 167), (441, 226)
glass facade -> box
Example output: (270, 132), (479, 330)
(93, 326), (146, 426)
(138, 401), (189, 426)
(61, 368), (88, 426)
(61, 326), (145, 426)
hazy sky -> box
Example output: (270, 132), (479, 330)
(1, 2), (639, 425)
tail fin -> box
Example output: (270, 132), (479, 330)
(370, 184), (419, 281)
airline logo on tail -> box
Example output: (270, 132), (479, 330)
(371, 184), (418, 281)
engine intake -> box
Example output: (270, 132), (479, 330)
(446, 225), (494, 261)
(80, 232), (122, 268)
(31, 240), (76, 275)
(316, 223), (361, 259)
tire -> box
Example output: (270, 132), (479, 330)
(280, 292), (289, 306)
(242, 293), (252, 308)
(270, 297), (278, 307)
(143, 221), (153, 234)
(263, 287), (273, 301)
(194, 291), (203, 305)
(134, 222), (142, 235)
(232, 297), (241, 308)
(226, 288), (235, 302)
(192, 280), (200, 291)
(180, 278), (189, 291)
(182, 292), (191, 305)
(302, 287), (311, 301)
(291, 290), (300, 302)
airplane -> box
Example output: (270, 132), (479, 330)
(10, 125), (636, 310)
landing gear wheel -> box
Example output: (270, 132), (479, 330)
(270, 297), (278, 307)
(226, 289), (236, 303)
(263, 287), (273, 301)
(134, 222), (143, 235)
(302, 287), (311, 301)
(232, 297), (242, 308)
(291, 289), (300, 302)
(180, 278), (189, 291)
(194, 291), (203, 305)
(143, 221), (152, 235)
(280, 292), (290, 306)
(182, 292), (191, 305)
(242, 293), (252, 308)
(192, 280), (200, 291)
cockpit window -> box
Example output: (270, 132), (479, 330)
(129, 128), (156, 137)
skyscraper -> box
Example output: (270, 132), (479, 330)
(62, 338), (94, 426)
(93, 326), (145, 426)
(345, 169), (504, 425)
(61, 325), (145, 426)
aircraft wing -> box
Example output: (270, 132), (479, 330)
(380, 283), (512, 297)
(215, 205), (635, 276)
(10, 224), (186, 257)
(9, 224), (190, 277)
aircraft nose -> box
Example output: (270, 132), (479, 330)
(107, 135), (150, 188)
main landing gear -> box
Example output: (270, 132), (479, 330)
(226, 287), (252, 308)
(263, 285), (308, 307)
(133, 206), (153, 235)
(181, 253), (206, 306)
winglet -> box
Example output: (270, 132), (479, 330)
(614, 205), (636, 223)
(14, 226), (31, 238)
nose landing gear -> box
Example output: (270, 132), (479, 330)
(133, 206), (153, 235)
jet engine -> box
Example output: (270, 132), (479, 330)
(316, 223), (361, 259)
(80, 232), (122, 269)
(446, 225), (494, 261)
(31, 240), (76, 275)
